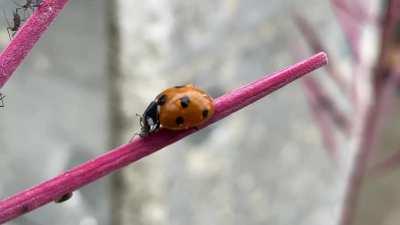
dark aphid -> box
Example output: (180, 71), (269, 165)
(14, 0), (41, 12)
(54, 192), (73, 203)
(4, 9), (23, 39)
(0, 93), (5, 107)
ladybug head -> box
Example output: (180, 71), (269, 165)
(139, 101), (160, 137)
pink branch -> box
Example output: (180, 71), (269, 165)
(339, 2), (400, 224)
(330, 0), (363, 60)
(303, 76), (350, 133)
(302, 77), (337, 159)
(294, 13), (348, 92)
(0, 0), (70, 88)
(330, 0), (370, 24)
(368, 149), (400, 175)
(341, 84), (388, 225)
(339, 98), (382, 225)
(0, 52), (328, 224)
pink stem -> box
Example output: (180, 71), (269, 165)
(294, 13), (348, 93)
(339, 95), (382, 225)
(303, 76), (350, 133)
(331, 0), (370, 24)
(0, 52), (327, 224)
(302, 77), (338, 160)
(330, 0), (362, 60)
(339, 2), (400, 223)
(341, 84), (388, 225)
(0, 0), (70, 88)
(368, 149), (400, 175)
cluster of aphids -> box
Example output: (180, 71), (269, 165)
(4, 0), (42, 39)
(0, 93), (5, 107)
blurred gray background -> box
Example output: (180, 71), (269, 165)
(0, 1), (345, 225)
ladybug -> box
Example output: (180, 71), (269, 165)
(138, 84), (215, 137)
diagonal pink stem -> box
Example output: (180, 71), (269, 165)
(330, 0), (362, 60)
(339, 2), (400, 224)
(0, 0), (70, 88)
(368, 149), (400, 175)
(294, 13), (348, 93)
(303, 76), (350, 133)
(303, 82), (337, 159)
(339, 93), (383, 225)
(0, 52), (327, 224)
(331, 0), (370, 24)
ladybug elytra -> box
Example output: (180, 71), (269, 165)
(138, 84), (215, 137)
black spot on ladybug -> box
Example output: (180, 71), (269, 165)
(180, 96), (190, 108)
(202, 109), (209, 118)
(157, 94), (167, 105)
(176, 116), (184, 125)
(174, 85), (185, 88)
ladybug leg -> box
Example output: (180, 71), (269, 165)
(149, 123), (160, 133)
(135, 113), (144, 127)
(129, 113), (146, 142)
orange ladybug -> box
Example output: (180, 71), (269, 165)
(138, 84), (215, 137)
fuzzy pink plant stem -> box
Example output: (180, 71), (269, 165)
(294, 13), (348, 93)
(369, 149), (400, 175)
(0, 52), (327, 223)
(302, 77), (339, 160)
(303, 77), (349, 133)
(339, 2), (400, 224)
(0, 0), (69, 88)
(330, 0), (362, 61)
(339, 92), (383, 225)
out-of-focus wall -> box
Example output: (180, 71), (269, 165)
(0, 1), (110, 225)
(113, 1), (343, 225)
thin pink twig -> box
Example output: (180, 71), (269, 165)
(294, 13), (348, 93)
(303, 76), (350, 133)
(330, 0), (362, 60)
(338, 2), (400, 224)
(368, 149), (400, 175)
(0, 52), (327, 224)
(302, 77), (337, 160)
(339, 95), (382, 225)
(330, 0), (371, 24)
(0, 0), (70, 88)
